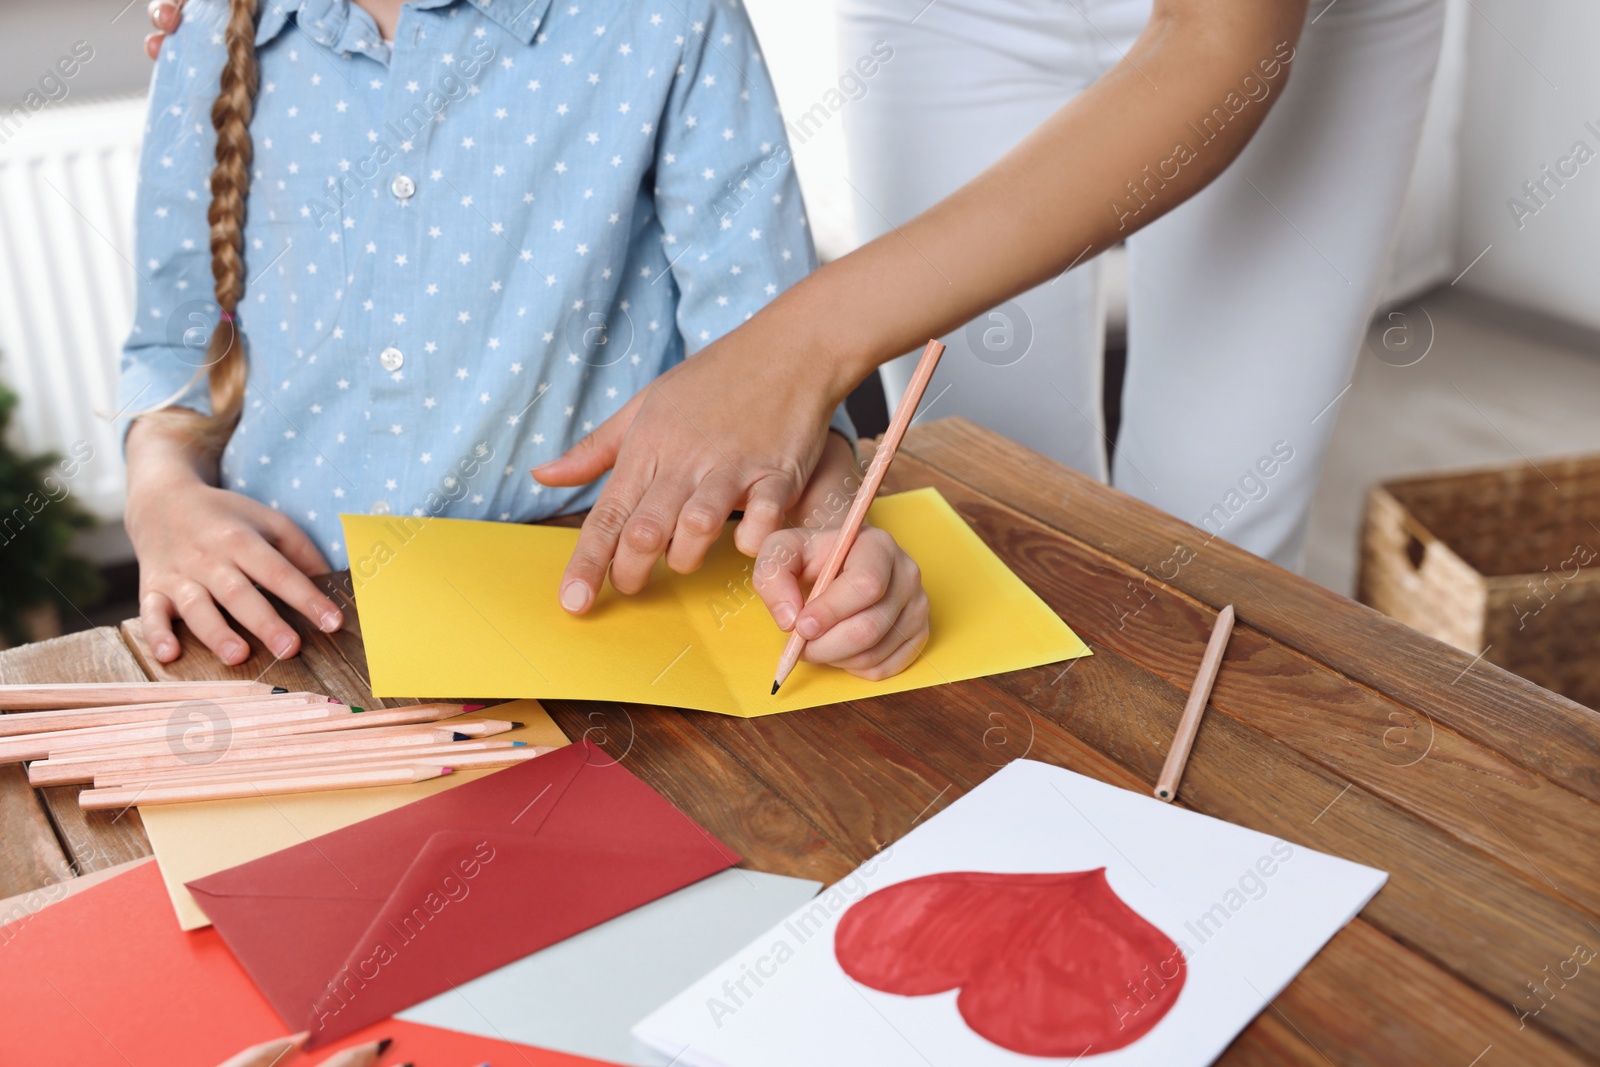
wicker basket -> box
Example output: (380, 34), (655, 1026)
(1358, 455), (1600, 711)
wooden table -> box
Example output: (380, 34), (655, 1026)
(3, 417), (1597, 1066)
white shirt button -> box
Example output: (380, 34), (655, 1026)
(370, 499), (392, 516)
(390, 174), (416, 200)
(379, 346), (404, 372)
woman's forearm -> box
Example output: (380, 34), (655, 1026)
(762, 0), (1309, 397)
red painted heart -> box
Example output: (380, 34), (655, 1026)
(834, 869), (1185, 1057)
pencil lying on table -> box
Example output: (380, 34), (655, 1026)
(0, 680), (284, 711)
(91, 741), (543, 788)
(62, 714), (511, 758)
(0, 702), (360, 763)
(771, 339), (946, 694)
(95, 749), (553, 793)
(24, 712), (506, 776)
(0, 691), (325, 737)
(29, 724), (518, 786)
(11, 702), (481, 765)
(1154, 604), (1235, 803)
(79, 764), (455, 810)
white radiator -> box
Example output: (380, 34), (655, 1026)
(0, 93), (145, 526)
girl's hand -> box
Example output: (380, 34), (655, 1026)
(752, 525), (929, 680)
(124, 419), (343, 666)
(145, 0), (184, 59)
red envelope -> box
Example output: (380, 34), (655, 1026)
(188, 739), (739, 1046)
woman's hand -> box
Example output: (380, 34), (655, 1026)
(532, 322), (853, 612)
(145, 1), (183, 59)
(125, 418), (344, 665)
(752, 525), (929, 680)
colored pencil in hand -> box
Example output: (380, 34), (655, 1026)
(771, 339), (945, 694)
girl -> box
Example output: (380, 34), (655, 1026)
(122, 0), (928, 679)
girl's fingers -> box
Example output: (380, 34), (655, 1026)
(235, 499), (341, 632)
(147, 1), (180, 32)
(792, 529), (902, 643)
(665, 467), (745, 575)
(139, 590), (182, 663)
(203, 563), (302, 661)
(144, 31), (164, 60)
(750, 529), (810, 631)
(168, 579), (251, 666)
(843, 603), (931, 681)
(802, 549), (924, 664)
(249, 502), (332, 576)
(238, 540), (344, 634)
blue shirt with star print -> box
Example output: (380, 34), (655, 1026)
(120, 0), (847, 567)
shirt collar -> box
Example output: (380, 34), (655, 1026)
(256, 0), (550, 49)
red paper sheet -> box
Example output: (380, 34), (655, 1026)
(0, 860), (615, 1067)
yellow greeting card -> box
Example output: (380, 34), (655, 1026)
(342, 488), (1088, 716)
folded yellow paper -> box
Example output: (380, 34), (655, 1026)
(141, 700), (567, 930)
(342, 488), (1089, 716)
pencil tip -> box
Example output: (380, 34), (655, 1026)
(440, 767), (454, 774)
(452, 732), (471, 741)
(512, 741), (527, 746)
(510, 722), (525, 729)
(376, 1037), (393, 1054)
(271, 686), (288, 694)
(770, 681), (780, 695)
(462, 703), (486, 712)
(350, 706), (364, 713)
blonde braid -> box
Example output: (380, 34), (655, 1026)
(146, 0), (259, 454)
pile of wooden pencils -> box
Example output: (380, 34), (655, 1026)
(0, 680), (550, 810)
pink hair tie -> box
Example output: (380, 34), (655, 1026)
(219, 311), (236, 323)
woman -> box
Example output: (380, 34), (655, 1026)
(149, 0), (1446, 616)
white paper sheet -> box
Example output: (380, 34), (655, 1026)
(399, 868), (821, 1066)
(633, 760), (1386, 1066)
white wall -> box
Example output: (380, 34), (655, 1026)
(1455, 0), (1600, 330)
(0, 1), (154, 105)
